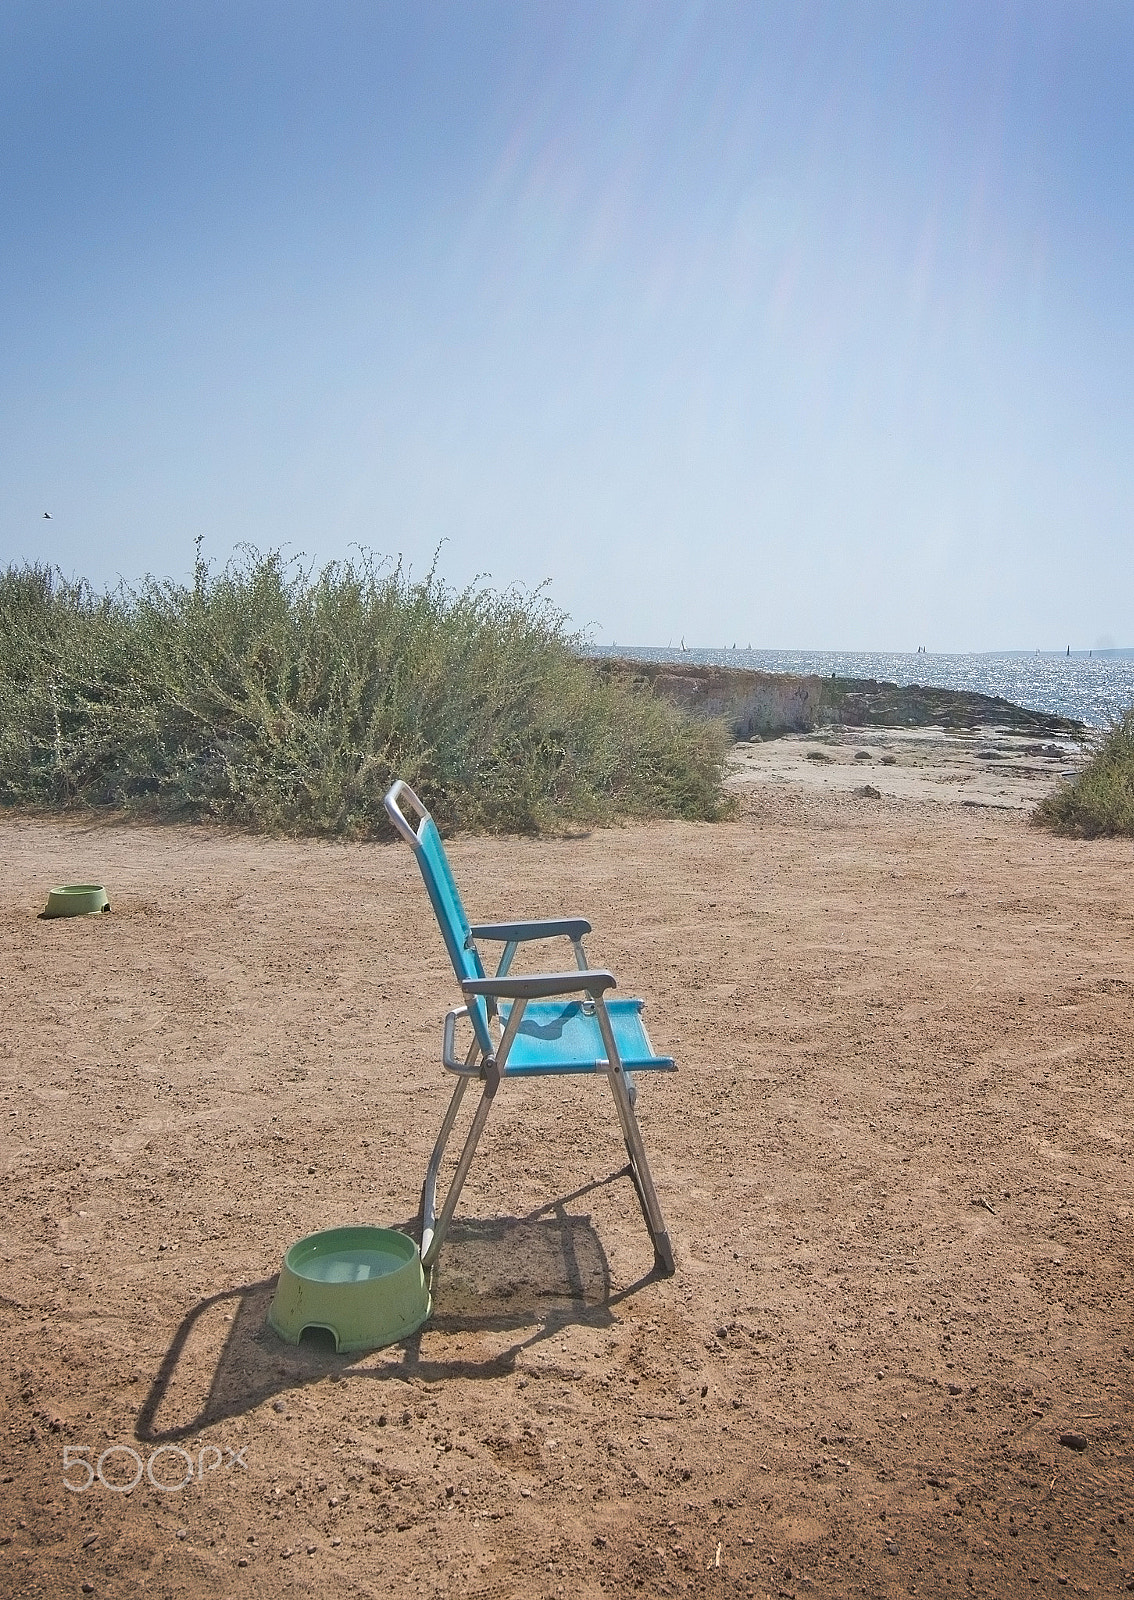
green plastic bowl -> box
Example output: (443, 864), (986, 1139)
(41, 884), (110, 919)
(267, 1226), (430, 1353)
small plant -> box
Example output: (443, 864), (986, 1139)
(0, 550), (728, 836)
(1033, 709), (1134, 837)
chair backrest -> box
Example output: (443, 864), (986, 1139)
(384, 782), (493, 1056)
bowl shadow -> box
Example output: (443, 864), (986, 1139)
(135, 1169), (662, 1444)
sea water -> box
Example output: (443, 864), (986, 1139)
(590, 647), (1134, 729)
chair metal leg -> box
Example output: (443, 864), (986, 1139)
(420, 1062), (501, 1273)
(593, 1005), (675, 1276)
(606, 1064), (675, 1275)
(420, 1074), (470, 1261)
(421, 986), (674, 1280)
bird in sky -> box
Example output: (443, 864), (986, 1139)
(43, 511), (52, 519)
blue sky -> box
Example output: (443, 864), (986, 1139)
(1, 1), (1131, 650)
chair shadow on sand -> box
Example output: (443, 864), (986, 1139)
(135, 1169), (662, 1445)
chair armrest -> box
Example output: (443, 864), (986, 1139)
(468, 918), (592, 942)
(461, 970), (615, 1000)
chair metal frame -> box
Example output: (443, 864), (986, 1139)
(384, 780), (676, 1279)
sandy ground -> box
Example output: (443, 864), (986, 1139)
(727, 725), (1086, 811)
(2, 739), (1132, 1600)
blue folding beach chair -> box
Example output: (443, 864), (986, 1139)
(384, 780), (676, 1278)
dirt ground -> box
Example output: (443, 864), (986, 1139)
(2, 744), (1133, 1600)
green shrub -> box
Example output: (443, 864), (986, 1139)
(1033, 708), (1134, 837)
(0, 550), (727, 835)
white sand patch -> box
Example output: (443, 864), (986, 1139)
(726, 723), (1086, 810)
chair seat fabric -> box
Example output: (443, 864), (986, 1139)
(498, 997), (676, 1076)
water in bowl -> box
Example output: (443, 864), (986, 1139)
(300, 1246), (407, 1283)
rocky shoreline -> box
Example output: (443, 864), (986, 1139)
(593, 656), (1084, 741)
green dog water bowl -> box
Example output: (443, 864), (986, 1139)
(41, 884), (110, 918)
(267, 1226), (430, 1353)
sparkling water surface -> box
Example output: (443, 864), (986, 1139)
(591, 647), (1134, 729)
